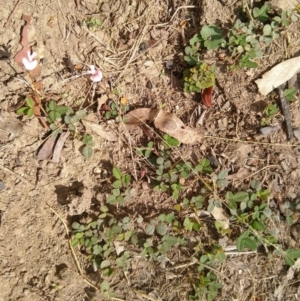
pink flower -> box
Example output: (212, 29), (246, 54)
(87, 65), (103, 82)
(22, 50), (38, 71)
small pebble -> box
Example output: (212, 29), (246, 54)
(100, 3), (110, 12)
(293, 128), (300, 141)
(0, 182), (5, 191)
(260, 126), (277, 136)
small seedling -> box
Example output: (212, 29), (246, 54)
(284, 87), (297, 102)
(81, 134), (95, 159)
(83, 18), (103, 30)
(107, 167), (131, 205)
(183, 62), (216, 93)
(16, 97), (35, 118)
(261, 103), (278, 126)
(64, 108), (87, 131)
(46, 100), (69, 123)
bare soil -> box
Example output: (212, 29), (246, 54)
(1, 0), (300, 301)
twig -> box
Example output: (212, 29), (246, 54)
(4, 0), (22, 28)
(278, 85), (294, 140)
(47, 203), (100, 291)
(0, 164), (35, 188)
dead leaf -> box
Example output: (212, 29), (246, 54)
(255, 57), (300, 95)
(52, 132), (70, 163)
(82, 119), (118, 141)
(37, 136), (57, 160)
(227, 168), (251, 181)
(124, 108), (159, 125)
(154, 110), (203, 144)
(201, 86), (213, 107)
(210, 206), (230, 229)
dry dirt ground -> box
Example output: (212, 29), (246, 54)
(1, 0), (300, 300)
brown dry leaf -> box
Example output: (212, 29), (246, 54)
(97, 94), (108, 115)
(210, 206), (230, 229)
(124, 108), (159, 125)
(154, 110), (203, 144)
(37, 136), (57, 160)
(82, 119), (118, 141)
(52, 132), (70, 163)
(270, 0), (298, 10)
(227, 168), (251, 181)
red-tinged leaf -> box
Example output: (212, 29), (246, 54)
(14, 14), (32, 66)
(201, 86), (213, 107)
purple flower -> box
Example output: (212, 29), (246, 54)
(22, 50), (38, 71)
(87, 65), (103, 82)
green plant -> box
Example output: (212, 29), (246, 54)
(106, 167), (132, 205)
(64, 108), (87, 131)
(83, 18), (103, 30)
(81, 134), (95, 159)
(16, 97), (35, 118)
(46, 100), (69, 123)
(284, 87), (297, 102)
(261, 103), (278, 126)
(105, 101), (130, 121)
(183, 62), (216, 93)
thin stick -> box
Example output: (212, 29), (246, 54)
(0, 164), (35, 188)
(4, 0), (22, 28)
(47, 204), (100, 291)
(204, 135), (299, 147)
(278, 85), (294, 140)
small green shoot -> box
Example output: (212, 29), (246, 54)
(284, 87), (297, 102)
(16, 97), (34, 118)
(107, 167), (131, 205)
(83, 18), (103, 30)
(261, 104), (279, 126)
(46, 100), (69, 123)
(81, 134), (95, 159)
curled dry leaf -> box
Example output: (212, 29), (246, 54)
(52, 131), (70, 163)
(124, 108), (159, 125)
(201, 86), (213, 107)
(37, 136), (57, 160)
(154, 110), (203, 144)
(82, 119), (118, 141)
(255, 57), (300, 95)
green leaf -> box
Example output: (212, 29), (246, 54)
(48, 100), (57, 111)
(27, 108), (34, 118)
(227, 191), (249, 202)
(113, 167), (122, 179)
(25, 97), (34, 108)
(16, 107), (29, 115)
(253, 4), (270, 22)
(81, 145), (94, 159)
(72, 222), (81, 230)
(284, 87), (297, 102)
(250, 220), (265, 231)
(155, 223), (168, 236)
(100, 280), (110, 292)
(49, 111), (57, 122)
(112, 179), (122, 188)
(263, 24), (272, 36)
(145, 224), (155, 235)
(200, 25), (224, 50)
